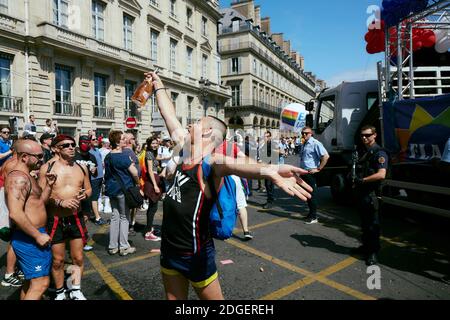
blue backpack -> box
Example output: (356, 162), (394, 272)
(202, 156), (238, 240)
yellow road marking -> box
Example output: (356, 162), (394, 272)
(226, 239), (376, 300)
(233, 217), (288, 234)
(84, 252), (160, 276)
(83, 225), (133, 300)
(84, 251), (133, 300)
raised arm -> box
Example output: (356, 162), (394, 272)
(38, 162), (57, 203)
(144, 72), (187, 146)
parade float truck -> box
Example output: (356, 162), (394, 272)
(308, 79), (449, 218)
(306, 0), (450, 218)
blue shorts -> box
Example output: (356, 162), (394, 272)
(11, 227), (52, 280)
(160, 241), (218, 288)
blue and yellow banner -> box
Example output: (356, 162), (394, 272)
(383, 94), (450, 162)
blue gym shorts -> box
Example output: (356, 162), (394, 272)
(160, 240), (218, 288)
(11, 227), (52, 280)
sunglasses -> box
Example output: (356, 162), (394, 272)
(1, 131), (10, 134)
(301, 132), (312, 135)
(57, 142), (76, 149)
(91, 138), (97, 141)
(360, 133), (374, 138)
(22, 152), (44, 160)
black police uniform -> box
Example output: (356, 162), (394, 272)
(355, 143), (388, 260)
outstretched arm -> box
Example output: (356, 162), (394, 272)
(211, 154), (313, 201)
(143, 72), (187, 146)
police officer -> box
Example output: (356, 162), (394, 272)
(351, 125), (388, 266)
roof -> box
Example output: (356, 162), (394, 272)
(219, 8), (249, 28)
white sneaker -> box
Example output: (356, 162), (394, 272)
(83, 245), (93, 251)
(69, 290), (87, 300)
(305, 218), (318, 224)
(55, 291), (67, 300)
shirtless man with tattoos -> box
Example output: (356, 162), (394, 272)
(4, 139), (57, 300)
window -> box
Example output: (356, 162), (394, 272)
(187, 96), (193, 123)
(149, 0), (159, 8)
(125, 80), (137, 118)
(201, 16), (207, 36)
(202, 54), (208, 79)
(367, 92), (378, 110)
(203, 99), (208, 116)
(94, 74), (107, 107)
(53, 0), (69, 28)
(186, 7), (193, 28)
(92, 0), (105, 41)
(150, 94), (157, 113)
(316, 95), (335, 133)
(231, 57), (239, 74)
(150, 30), (159, 64)
(123, 14), (133, 51)
(259, 63), (263, 78)
(186, 47), (193, 77)
(253, 59), (257, 73)
(171, 92), (178, 109)
(55, 65), (72, 114)
(231, 85), (240, 106)
(0, 56), (11, 109)
(169, 39), (177, 71)
(0, 0), (8, 14)
(170, 0), (177, 19)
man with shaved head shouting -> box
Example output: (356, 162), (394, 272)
(143, 71), (313, 300)
(4, 139), (57, 300)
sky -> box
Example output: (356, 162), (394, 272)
(219, 0), (384, 87)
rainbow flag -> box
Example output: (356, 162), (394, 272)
(281, 109), (299, 127)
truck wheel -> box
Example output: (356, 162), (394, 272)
(330, 174), (348, 204)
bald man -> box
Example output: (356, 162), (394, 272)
(40, 135), (92, 300)
(144, 71), (313, 300)
(4, 139), (57, 300)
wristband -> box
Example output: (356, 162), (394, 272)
(154, 87), (168, 95)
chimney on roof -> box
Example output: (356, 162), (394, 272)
(254, 5), (261, 28)
(231, 0), (255, 22)
(271, 33), (284, 48)
(283, 40), (291, 55)
(261, 17), (271, 35)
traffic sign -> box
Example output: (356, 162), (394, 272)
(125, 117), (137, 129)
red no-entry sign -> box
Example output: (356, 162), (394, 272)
(125, 117), (137, 129)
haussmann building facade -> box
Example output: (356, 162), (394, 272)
(218, 0), (320, 138)
(0, 0), (230, 142)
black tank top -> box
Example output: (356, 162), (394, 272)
(161, 162), (214, 255)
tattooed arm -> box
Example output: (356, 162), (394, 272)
(5, 171), (50, 247)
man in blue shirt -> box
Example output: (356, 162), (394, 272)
(298, 126), (329, 224)
(0, 125), (13, 167)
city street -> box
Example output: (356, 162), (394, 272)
(1, 156), (449, 301)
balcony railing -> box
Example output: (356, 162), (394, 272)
(94, 106), (114, 120)
(225, 99), (282, 115)
(53, 101), (81, 117)
(0, 95), (23, 113)
(124, 109), (142, 122)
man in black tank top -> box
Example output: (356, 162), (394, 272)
(145, 71), (314, 300)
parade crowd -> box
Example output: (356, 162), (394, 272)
(0, 71), (388, 301)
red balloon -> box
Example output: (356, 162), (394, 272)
(422, 30), (436, 47)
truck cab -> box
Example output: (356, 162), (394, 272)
(311, 80), (379, 201)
